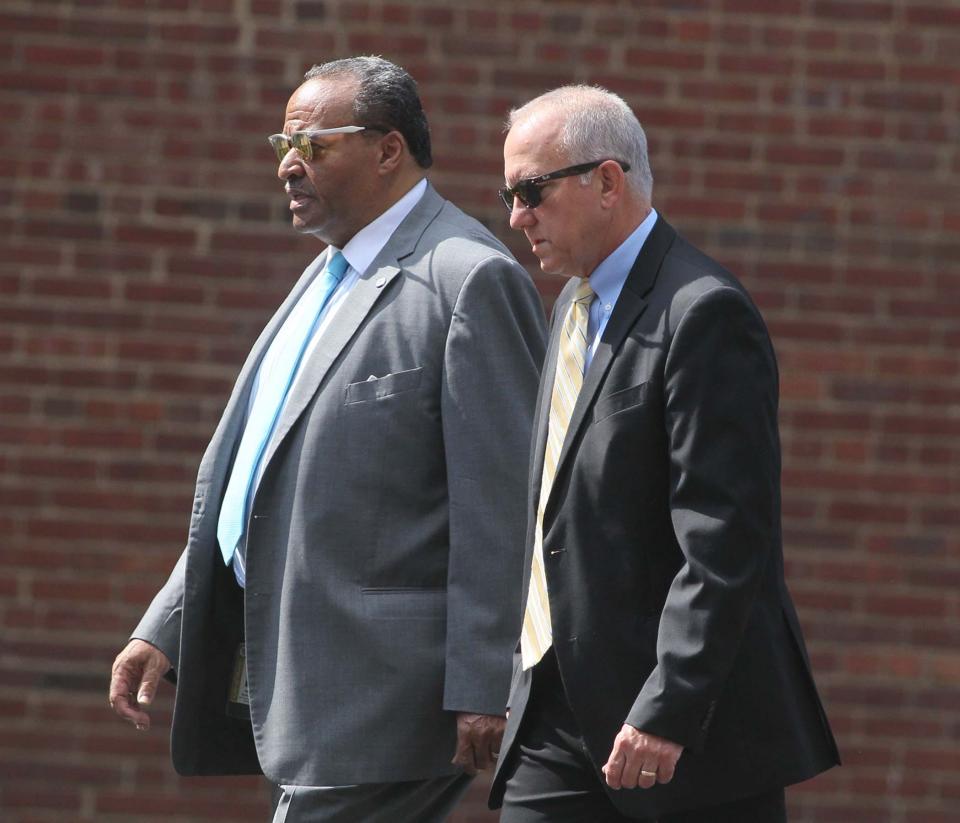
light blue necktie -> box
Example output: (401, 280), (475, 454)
(217, 251), (349, 569)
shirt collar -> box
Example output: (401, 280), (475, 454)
(587, 208), (658, 307)
(330, 178), (428, 276)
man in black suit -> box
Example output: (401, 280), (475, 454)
(489, 86), (839, 822)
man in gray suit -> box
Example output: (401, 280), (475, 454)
(109, 56), (546, 822)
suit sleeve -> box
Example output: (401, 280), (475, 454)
(131, 547), (187, 675)
(625, 285), (781, 751)
(440, 255), (547, 716)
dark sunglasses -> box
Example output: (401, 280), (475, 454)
(267, 125), (383, 162)
(498, 159), (631, 211)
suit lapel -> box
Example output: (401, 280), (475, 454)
(527, 285), (573, 520)
(194, 253), (328, 492)
(543, 215), (678, 519)
(258, 183), (445, 475)
(262, 262), (401, 466)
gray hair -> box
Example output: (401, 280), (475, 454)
(507, 85), (653, 200)
(303, 56), (432, 168)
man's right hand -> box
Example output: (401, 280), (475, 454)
(109, 639), (172, 731)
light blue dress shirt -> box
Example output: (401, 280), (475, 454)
(585, 208), (658, 371)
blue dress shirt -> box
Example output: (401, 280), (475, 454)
(585, 208), (659, 371)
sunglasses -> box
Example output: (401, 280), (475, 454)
(267, 125), (377, 162)
(498, 159), (631, 211)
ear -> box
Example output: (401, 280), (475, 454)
(376, 131), (407, 175)
(597, 160), (626, 209)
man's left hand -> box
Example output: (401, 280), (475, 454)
(451, 712), (506, 775)
(602, 724), (683, 790)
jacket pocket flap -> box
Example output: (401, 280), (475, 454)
(360, 587), (447, 620)
(345, 367), (423, 404)
(593, 381), (651, 423)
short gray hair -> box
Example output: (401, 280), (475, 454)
(507, 85), (653, 200)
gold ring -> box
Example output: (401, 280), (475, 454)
(640, 769), (657, 778)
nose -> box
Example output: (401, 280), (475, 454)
(509, 198), (535, 231)
(277, 149), (304, 182)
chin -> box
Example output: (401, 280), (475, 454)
(533, 252), (553, 271)
(291, 216), (322, 235)
(536, 256), (564, 276)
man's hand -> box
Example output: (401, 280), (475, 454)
(451, 712), (506, 775)
(602, 724), (683, 790)
(109, 639), (172, 731)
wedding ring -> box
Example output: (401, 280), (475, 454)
(640, 769), (657, 778)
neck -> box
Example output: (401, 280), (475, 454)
(382, 167), (425, 210)
(326, 171), (425, 248)
(580, 203), (651, 279)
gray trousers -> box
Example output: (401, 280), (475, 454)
(271, 775), (473, 823)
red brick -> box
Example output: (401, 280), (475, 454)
(716, 112), (795, 135)
(862, 89), (945, 113)
(124, 282), (206, 304)
(114, 224), (197, 247)
(1, 4), (958, 822)
(31, 579), (114, 603)
(899, 63), (960, 86)
(23, 44), (107, 68)
(721, 0), (803, 12)
(31, 276), (113, 300)
(625, 49), (706, 72)
(889, 297), (960, 320)
(827, 501), (909, 525)
(812, 1), (895, 21)
(659, 197), (747, 220)
(67, 16), (150, 40)
(718, 54), (794, 75)
(157, 23), (239, 43)
(907, 6), (960, 26)
(765, 144), (846, 167)
(877, 355), (958, 378)
(808, 60), (887, 81)
(680, 79), (758, 103)
(808, 116), (886, 140)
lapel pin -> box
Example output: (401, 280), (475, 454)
(375, 276), (386, 288)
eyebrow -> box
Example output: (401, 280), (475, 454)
(505, 167), (539, 187)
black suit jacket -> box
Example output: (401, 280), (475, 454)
(490, 215), (839, 817)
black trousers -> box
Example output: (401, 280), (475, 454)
(500, 651), (786, 823)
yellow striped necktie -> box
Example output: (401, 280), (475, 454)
(521, 279), (595, 670)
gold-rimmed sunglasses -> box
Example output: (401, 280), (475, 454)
(267, 125), (375, 162)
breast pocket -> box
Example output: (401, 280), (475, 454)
(360, 587), (447, 620)
(592, 381), (652, 423)
(344, 367), (423, 405)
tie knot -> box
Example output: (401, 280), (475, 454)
(326, 250), (349, 283)
(574, 279), (595, 305)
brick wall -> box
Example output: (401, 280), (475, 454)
(1, 1), (958, 821)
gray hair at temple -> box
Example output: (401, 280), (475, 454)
(507, 85), (653, 200)
(303, 56), (433, 169)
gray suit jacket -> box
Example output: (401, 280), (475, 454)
(134, 183), (547, 786)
